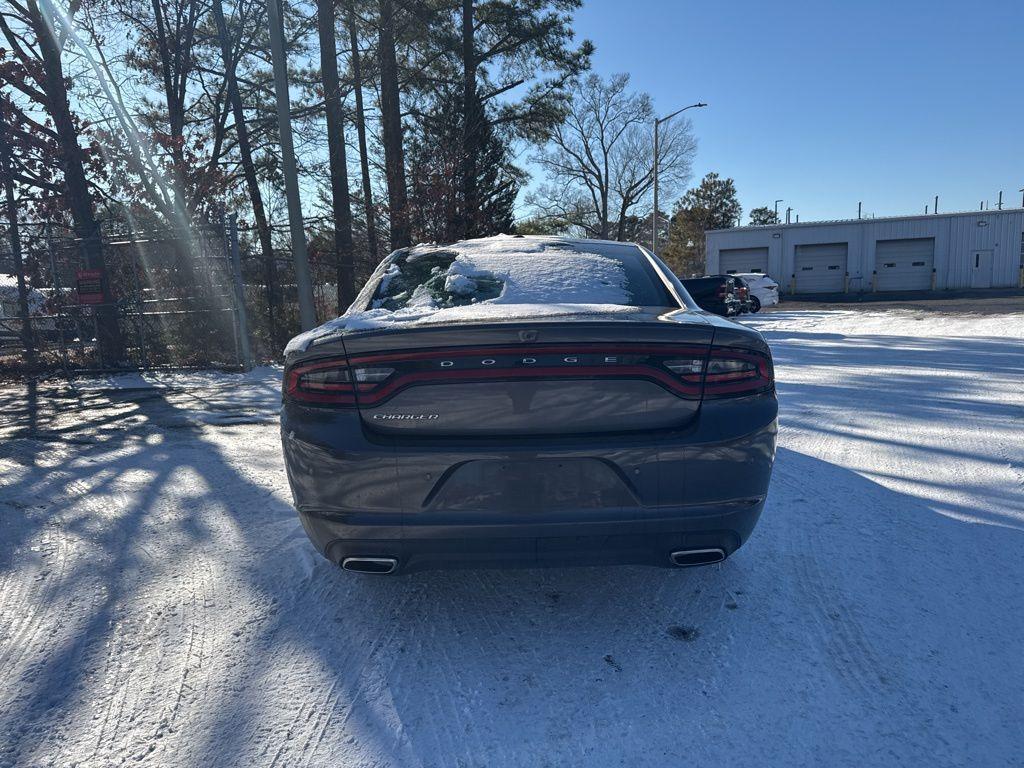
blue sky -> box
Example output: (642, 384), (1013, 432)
(563, 0), (1024, 223)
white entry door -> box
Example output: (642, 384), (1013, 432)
(970, 250), (993, 288)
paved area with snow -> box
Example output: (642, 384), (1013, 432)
(2, 309), (1023, 767)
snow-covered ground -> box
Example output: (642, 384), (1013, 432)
(2, 308), (1022, 767)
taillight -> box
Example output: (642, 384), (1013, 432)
(285, 358), (395, 404)
(285, 344), (772, 407)
(664, 358), (704, 377)
(702, 348), (774, 398)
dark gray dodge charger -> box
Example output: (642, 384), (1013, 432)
(280, 236), (777, 574)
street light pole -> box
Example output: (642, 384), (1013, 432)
(652, 101), (706, 254)
(774, 199), (783, 219)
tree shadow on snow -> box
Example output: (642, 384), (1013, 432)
(195, 449), (1023, 767)
(1, 362), (1022, 766)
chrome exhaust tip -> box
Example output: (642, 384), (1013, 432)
(341, 557), (398, 574)
(670, 548), (726, 567)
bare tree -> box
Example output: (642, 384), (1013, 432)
(529, 73), (696, 242)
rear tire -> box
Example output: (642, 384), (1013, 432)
(750, 296), (761, 313)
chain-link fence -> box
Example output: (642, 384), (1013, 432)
(0, 216), (366, 378)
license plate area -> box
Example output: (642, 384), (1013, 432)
(424, 458), (638, 512)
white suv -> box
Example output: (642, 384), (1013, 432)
(734, 273), (779, 312)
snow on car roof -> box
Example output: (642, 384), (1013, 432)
(286, 235), (642, 353)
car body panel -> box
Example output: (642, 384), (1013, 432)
(281, 393), (776, 571)
(735, 273), (781, 307)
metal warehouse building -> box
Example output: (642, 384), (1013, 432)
(705, 209), (1024, 294)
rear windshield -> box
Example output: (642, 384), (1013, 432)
(369, 238), (678, 311)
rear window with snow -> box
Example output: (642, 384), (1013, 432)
(368, 236), (676, 312)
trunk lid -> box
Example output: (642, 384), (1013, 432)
(340, 309), (714, 437)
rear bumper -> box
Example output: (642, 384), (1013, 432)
(281, 393), (777, 573)
(298, 497), (764, 572)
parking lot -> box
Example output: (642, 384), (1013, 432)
(2, 306), (1022, 767)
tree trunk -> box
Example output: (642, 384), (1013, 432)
(211, 0), (279, 343)
(459, 0), (481, 241)
(27, 0), (123, 364)
(149, 0), (188, 217)
(0, 119), (35, 367)
(376, 0), (409, 250)
(346, 3), (378, 268)
(614, 200), (628, 241)
(599, 189), (609, 239)
(316, 0), (355, 313)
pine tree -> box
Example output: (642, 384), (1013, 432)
(663, 173), (742, 276)
(749, 206), (780, 225)
(407, 90), (521, 244)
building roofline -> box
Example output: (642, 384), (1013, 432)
(707, 206), (1024, 234)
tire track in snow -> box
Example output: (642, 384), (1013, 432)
(0, 443), (137, 766)
(0, 447), (93, 677)
(252, 562), (419, 768)
(770, 458), (894, 698)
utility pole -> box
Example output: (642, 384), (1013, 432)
(267, 0), (316, 331)
(934, 195), (939, 214)
(775, 199), (783, 220)
(997, 191), (1003, 210)
(652, 101), (706, 253)
(857, 201), (862, 219)
(786, 207), (792, 224)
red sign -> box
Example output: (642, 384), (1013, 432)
(76, 269), (105, 305)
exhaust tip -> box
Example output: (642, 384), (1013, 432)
(670, 548), (726, 568)
(341, 557), (398, 574)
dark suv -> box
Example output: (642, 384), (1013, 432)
(680, 276), (741, 316)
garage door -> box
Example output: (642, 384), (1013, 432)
(719, 247), (769, 275)
(874, 238), (934, 291)
(793, 243), (847, 293)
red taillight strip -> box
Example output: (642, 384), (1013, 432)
(285, 344), (773, 406)
(355, 365), (701, 405)
(343, 344), (709, 405)
(345, 343), (708, 366)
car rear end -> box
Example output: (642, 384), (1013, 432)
(680, 277), (741, 316)
(741, 273), (780, 308)
(280, 238), (777, 573)
(731, 277), (753, 313)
